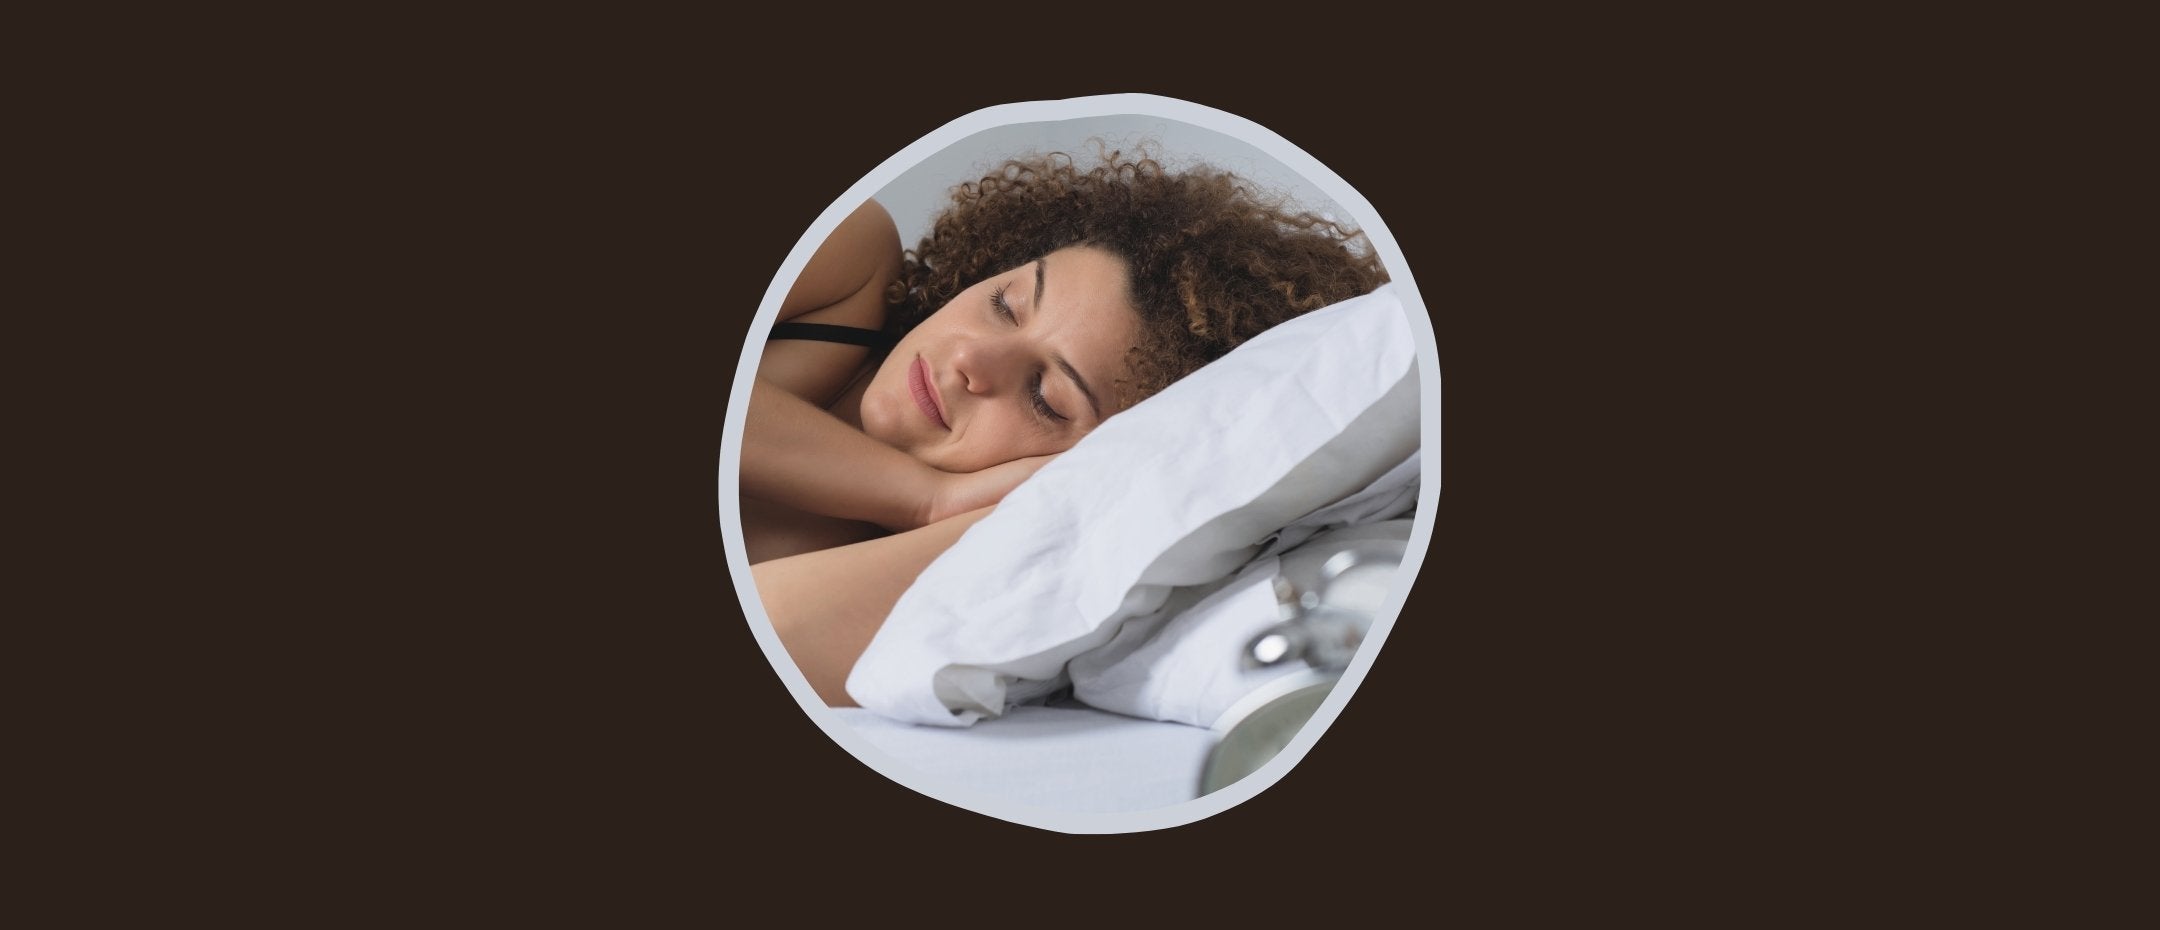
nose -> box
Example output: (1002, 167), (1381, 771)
(951, 333), (1025, 396)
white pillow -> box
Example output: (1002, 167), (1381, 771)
(844, 284), (1420, 725)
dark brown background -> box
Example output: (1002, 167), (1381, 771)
(59, 15), (2083, 915)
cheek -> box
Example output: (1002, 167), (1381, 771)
(937, 415), (1022, 471)
(959, 415), (1077, 470)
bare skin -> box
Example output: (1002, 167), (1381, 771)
(741, 200), (908, 563)
(741, 200), (1140, 704)
(755, 505), (995, 706)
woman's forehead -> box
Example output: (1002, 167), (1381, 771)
(1020, 245), (1129, 301)
(1031, 247), (1141, 414)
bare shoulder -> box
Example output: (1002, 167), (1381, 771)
(757, 200), (903, 405)
(778, 199), (904, 328)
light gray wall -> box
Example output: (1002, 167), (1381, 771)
(874, 115), (1356, 250)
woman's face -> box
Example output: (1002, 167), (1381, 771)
(859, 244), (1140, 473)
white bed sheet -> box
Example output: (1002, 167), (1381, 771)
(832, 705), (1219, 813)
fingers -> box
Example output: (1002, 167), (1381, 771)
(925, 453), (1067, 525)
(1009, 452), (1059, 473)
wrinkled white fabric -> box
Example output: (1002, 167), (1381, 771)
(845, 285), (1419, 725)
(1068, 513), (1417, 728)
(1064, 556), (1292, 727)
(1258, 450), (1420, 560)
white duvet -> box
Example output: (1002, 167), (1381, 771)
(844, 285), (1422, 726)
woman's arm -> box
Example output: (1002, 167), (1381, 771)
(743, 379), (1057, 530)
(760, 199), (903, 406)
(742, 376), (942, 530)
(753, 506), (994, 706)
(740, 198), (932, 528)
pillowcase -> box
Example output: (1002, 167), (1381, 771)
(844, 284), (1420, 725)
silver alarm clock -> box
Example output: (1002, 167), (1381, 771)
(1199, 520), (1409, 795)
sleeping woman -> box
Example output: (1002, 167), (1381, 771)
(742, 147), (1387, 705)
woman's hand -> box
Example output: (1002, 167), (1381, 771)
(916, 454), (1058, 527)
(743, 377), (1058, 534)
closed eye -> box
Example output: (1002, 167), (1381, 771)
(1028, 371), (1066, 423)
(991, 274), (1065, 424)
(990, 284), (1016, 322)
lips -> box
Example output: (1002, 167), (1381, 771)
(909, 357), (949, 430)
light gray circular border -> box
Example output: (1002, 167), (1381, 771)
(716, 93), (1442, 834)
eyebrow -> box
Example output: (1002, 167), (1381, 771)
(1034, 255), (1103, 422)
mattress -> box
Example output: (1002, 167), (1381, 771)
(831, 705), (1219, 813)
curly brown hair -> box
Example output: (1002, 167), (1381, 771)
(883, 145), (1389, 405)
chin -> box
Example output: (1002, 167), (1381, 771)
(858, 405), (899, 449)
(858, 393), (916, 454)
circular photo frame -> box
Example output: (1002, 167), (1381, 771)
(720, 94), (1439, 833)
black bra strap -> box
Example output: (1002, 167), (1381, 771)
(767, 322), (896, 348)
